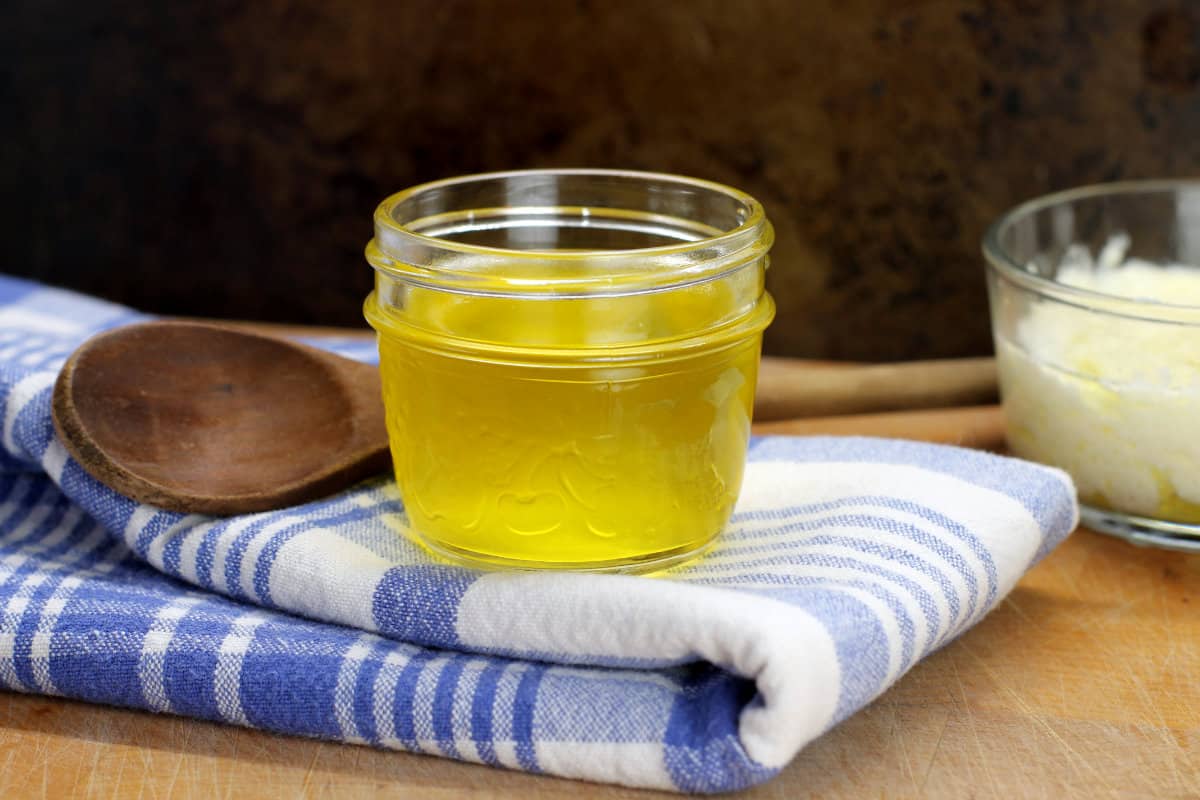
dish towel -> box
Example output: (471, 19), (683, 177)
(0, 274), (1078, 793)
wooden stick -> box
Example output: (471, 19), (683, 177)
(752, 405), (1007, 451)
(754, 356), (998, 421)
(199, 318), (1001, 425)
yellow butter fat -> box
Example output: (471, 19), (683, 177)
(370, 288), (765, 568)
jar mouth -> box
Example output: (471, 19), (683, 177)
(367, 168), (772, 297)
(983, 179), (1200, 324)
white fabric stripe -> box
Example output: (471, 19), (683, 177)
(0, 522), (112, 691)
(138, 595), (204, 712)
(0, 486), (60, 578)
(238, 516), (309, 601)
(213, 612), (268, 725)
(0, 501), (20, 529)
(35, 506), (84, 552)
(2, 372), (55, 455)
(238, 491), (395, 601)
(490, 662), (530, 770)
(174, 520), (219, 585)
(0, 633), (16, 689)
(0, 508), (93, 588)
(541, 665), (681, 691)
(413, 656), (448, 756)
(708, 575), (912, 673)
(450, 660), (486, 764)
(333, 632), (379, 744)
(45, 444), (72, 491)
(268, 530), (391, 634)
(0, 524), (108, 586)
(535, 742), (675, 792)
(209, 517), (257, 594)
(0, 339), (47, 362)
(3, 483), (60, 545)
(0, 308), (83, 335)
(143, 513), (208, 572)
(721, 502), (991, 610)
(372, 650), (409, 748)
(733, 461), (1044, 598)
(690, 540), (960, 636)
(804, 583), (905, 679)
(122, 506), (157, 550)
(28, 530), (121, 694)
(0, 475), (33, 521)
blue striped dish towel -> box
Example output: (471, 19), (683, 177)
(0, 274), (1078, 793)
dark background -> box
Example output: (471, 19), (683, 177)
(6, 1), (1200, 359)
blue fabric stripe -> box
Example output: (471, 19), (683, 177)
(393, 650), (435, 751)
(432, 658), (466, 758)
(513, 664), (547, 773)
(752, 579), (919, 669)
(470, 660), (505, 767)
(12, 385), (55, 462)
(691, 552), (943, 655)
(747, 436), (1076, 545)
(161, 521), (190, 575)
(133, 511), (186, 558)
(223, 496), (345, 601)
(0, 275), (39, 304)
(372, 565), (477, 648)
(705, 518), (968, 630)
(10, 514), (100, 689)
(196, 517), (237, 590)
(727, 497), (997, 619)
(350, 639), (389, 746)
(664, 667), (772, 793)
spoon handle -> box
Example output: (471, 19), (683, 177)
(203, 319), (1000, 421)
(754, 356), (998, 421)
(752, 404), (1006, 450)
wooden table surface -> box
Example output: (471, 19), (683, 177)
(1, 332), (1196, 798)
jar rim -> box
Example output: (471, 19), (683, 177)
(983, 178), (1200, 323)
(367, 168), (772, 297)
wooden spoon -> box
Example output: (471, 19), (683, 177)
(51, 321), (391, 515)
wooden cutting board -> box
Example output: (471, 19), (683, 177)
(2, 331), (1196, 798)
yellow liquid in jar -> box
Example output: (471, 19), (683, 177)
(371, 289), (765, 569)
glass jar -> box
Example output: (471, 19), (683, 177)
(364, 169), (775, 570)
(984, 180), (1200, 551)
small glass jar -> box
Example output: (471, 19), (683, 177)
(984, 180), (1200, 551)
(364, 169), (775, 570)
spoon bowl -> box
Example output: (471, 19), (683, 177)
(52, 321), (391, 514)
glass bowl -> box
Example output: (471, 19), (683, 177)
(984, 180), (1200, 552)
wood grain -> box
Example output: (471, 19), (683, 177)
(3, 530), (1198, 798)
(753, 356), (998, 421)
(753, 405), (1007, 450)
(51, 322), (391, 514)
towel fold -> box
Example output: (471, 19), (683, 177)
(0, 275), (1077, 793)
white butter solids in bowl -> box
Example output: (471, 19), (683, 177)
(985, 182), (1200, 550)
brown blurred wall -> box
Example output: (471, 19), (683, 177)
(6, 0), (1200, 360)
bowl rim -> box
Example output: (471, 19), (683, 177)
(983, 178), (1200, 322)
